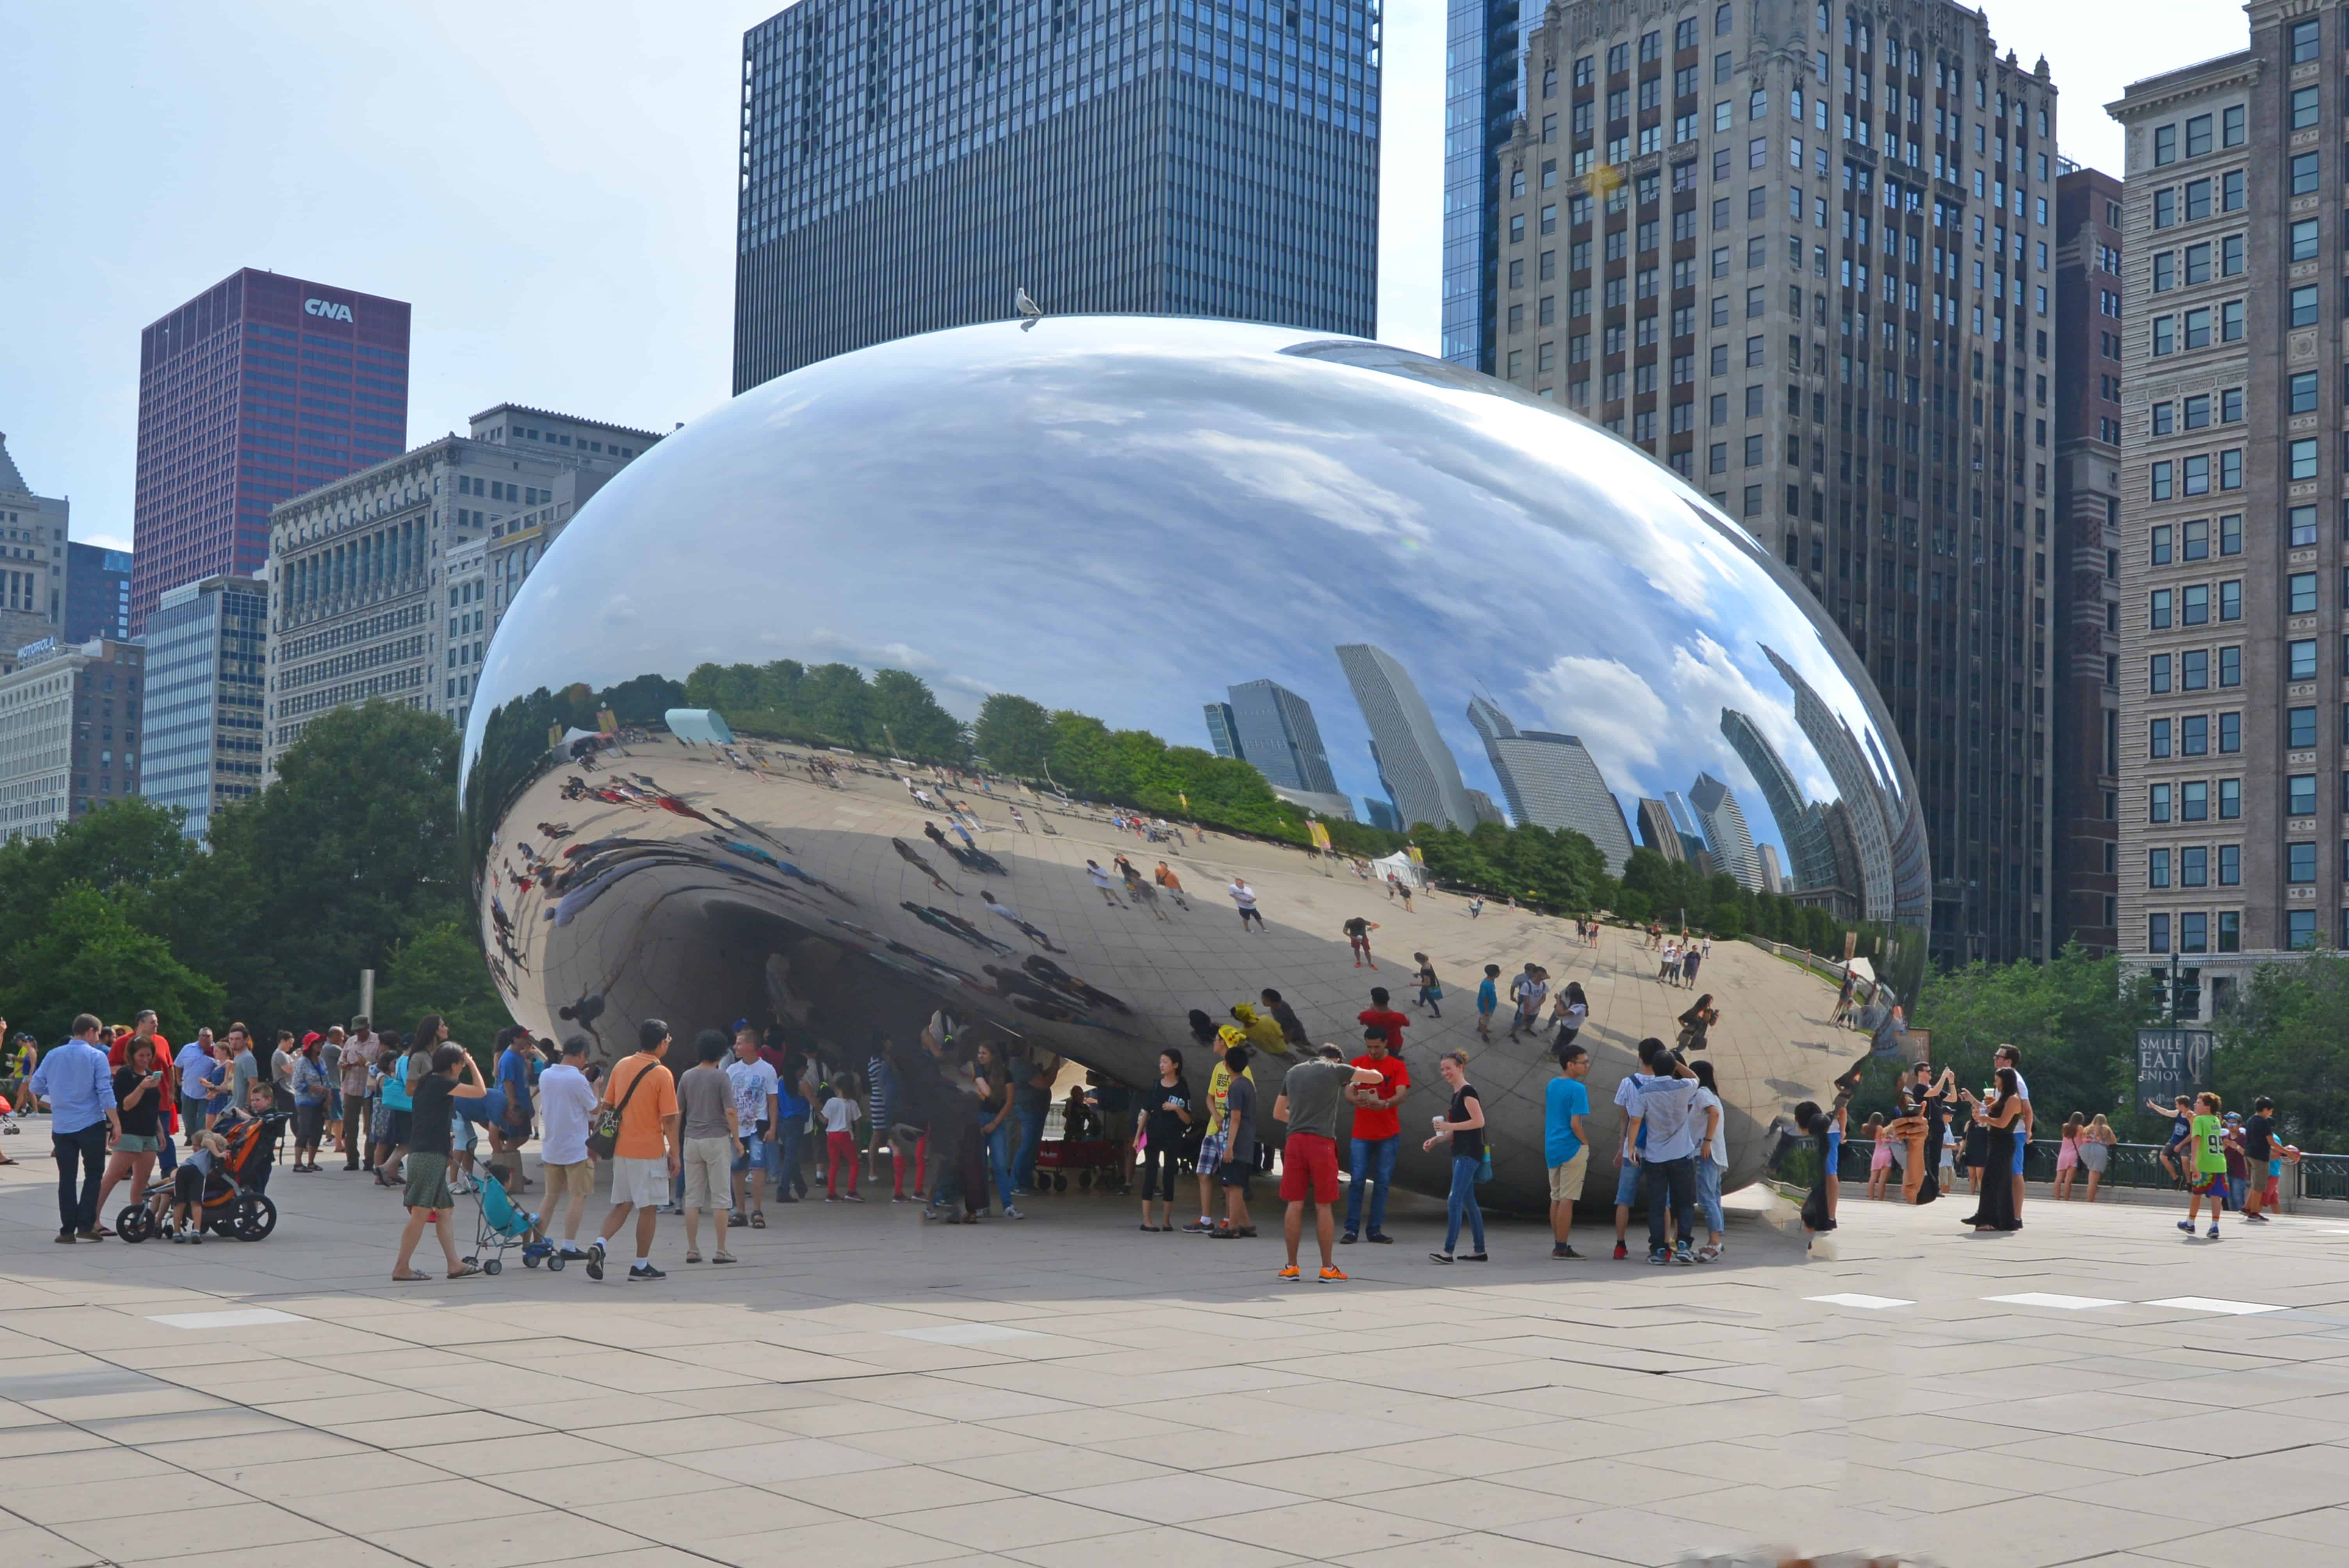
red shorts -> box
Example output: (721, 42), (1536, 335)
(1280, 1132), (1340, 1203)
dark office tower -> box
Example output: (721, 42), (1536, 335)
(1204, 701), (1243, 759)
(63, 544), (131, 645)
(2051, 163), (2123, 956)
(1337, 643), (1477, 831)
(1636, 795), (1684, 861)
(1227, 678), (1340, 796)
(1465, 695), (1635, 871)
(1440, 0), (1522, 369)
(131, 269), (410, 633)
(1497, 2), (2058, 966)
(733, 0), (1380, 389)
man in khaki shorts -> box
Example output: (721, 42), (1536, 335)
(1545, 1044), (1592, 1259)
(535, 1036), (601, 1259)
(585, 1021), (679, 1283)
(675, 1031), (741, 1265)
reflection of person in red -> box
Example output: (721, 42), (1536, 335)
(1342, 916), (1378, 968)
(1356, 989), (1408, 1056)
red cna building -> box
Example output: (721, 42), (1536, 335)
(130, 269), (410, 633)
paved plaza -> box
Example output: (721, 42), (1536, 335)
(2, 1145), (2348, 1568)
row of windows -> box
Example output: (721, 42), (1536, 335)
(2147, 300), (2242, 355)
(2147, 779), (2240, 822)
(2146, 646), (2240, 692)
(2144, 911), (2240, 955)
(2148, 450), (2241, 498)
(2146, 582), (2241, 628)
(2146, 844), (2241, 887)
(2148, 170), (2244, 227)
(2157, 704), (2349, 755)
(2146, 713), (2240, 758)
(2149, 106), (2247, 165)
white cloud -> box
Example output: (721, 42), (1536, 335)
(1523, 654), (1668, 791)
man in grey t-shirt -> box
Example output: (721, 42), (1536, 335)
(675, 1031), (741, 1264)
(1625, 1056), (1701, 1265)
(1274, 1046), (1386, 1282)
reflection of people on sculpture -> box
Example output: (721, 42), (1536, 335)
(1085, 860), (1124, 907)
(1911, 1062), (1953, 1206)
(893, 837), (961, 896)
(1792, 1097), (1845, 1248)
(1116, 859), (1169, 922)
(1228, 877), (1264, 932)
(1506, 964), (1549, 1042)
(978, 890), (1062, 951)
(1549, 982), (1588, 1056)
(1152, 862), (1189, 909)
(1412, 953), (1442, 1018)
(1019, 955), (1131, 1015)
(1342, 916), (1379, 969)
(1227, 1003), (1284, 1057)
(1675, 994), (1718, 1054)
(900, 901), (1016, 956)
(1258, 989), (1309, 1054)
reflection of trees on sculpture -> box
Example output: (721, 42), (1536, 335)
(683, 660), (965, 760)
(1410, 821), (1607, 915)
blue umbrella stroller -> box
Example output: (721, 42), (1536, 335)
(465, 1168), (561, 1274)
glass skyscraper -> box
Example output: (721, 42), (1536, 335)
(143, 576), (267, 840)
(733, 0), (1381, 390)
(1439, 0), (1519, 369)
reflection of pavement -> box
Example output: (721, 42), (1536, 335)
(488, 740), (1865, 1207)
(0, 1148), (2333, 1568)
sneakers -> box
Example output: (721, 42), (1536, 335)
(1319, 1266), (1348, 1282)
(1647, 1249), (1672, 1265)
(1429, 1251), (1454, 1264)
(825, 1195), (842, 1203)
(585, 1239), (606, 1280)
(1003, 1206), (1025, 1220)
(1552, 1244), (1582, 1260)
(1277, 1264), (1301, 1279)
(627, 1263), (667, 1281)
(1181, 1219), (1215, 1234)
(2207, 1225), (2221, 1240)
(1339, 1231), (1358, 1245)
(1674, 1243), (1696, 1266)
(2245, 1212), (2271, 1224)
(1613, 1240), (1629, 1260)
(1366, 1233), (1393, 1245)
(2177, 1220), (2195, 1234)
(843, 1192), (864, 1202)
(559, 1244), (588, 1259)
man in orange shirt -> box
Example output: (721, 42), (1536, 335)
(586, 1020), (680, 1283)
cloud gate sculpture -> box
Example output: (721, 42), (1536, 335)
(459, 317), (1928, 1208)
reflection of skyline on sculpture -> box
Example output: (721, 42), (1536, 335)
(1465, 695), (1635, 875)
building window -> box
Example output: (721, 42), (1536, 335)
(2290, 706), (2319, 748)
(2148, 913), (2171, 953)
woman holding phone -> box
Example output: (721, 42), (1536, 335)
(93, 1039), (168, 1229)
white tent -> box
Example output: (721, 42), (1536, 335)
(665, 707), (736, 745)
(1369, 850), (1427, 889)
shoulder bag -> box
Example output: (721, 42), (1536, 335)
(586, 1060), (653, 1160)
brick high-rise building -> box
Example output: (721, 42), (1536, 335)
(1492, 0), (2060, 965)
(2049, 163), (2124, 955)
(2111, 3), (2345, 1017)
(131, 269), (410, 633)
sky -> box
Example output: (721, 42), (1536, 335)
(2, 0), (2245, 554)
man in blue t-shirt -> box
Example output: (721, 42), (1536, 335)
(493, 1029), (540, 1184)
(1544, 1044), (1592, 1259)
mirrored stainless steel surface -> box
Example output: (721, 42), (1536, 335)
(461, 316), (1927, 1208)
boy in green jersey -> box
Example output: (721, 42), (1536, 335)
(2178, 1091), (2227, 1240)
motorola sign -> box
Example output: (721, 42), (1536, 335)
(304, 298), (355, 323)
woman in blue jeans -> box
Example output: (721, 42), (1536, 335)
(973, 1042), (1023, 1218)
(1422, 1050), (1487, 1262)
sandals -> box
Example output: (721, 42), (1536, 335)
(749, 1211), (766, 1229)
(445, 1263), (483, 1279)
(685, 1250), (703, 1264)
(391, 1270), (431, 1282)
(712, 1251), (736, 1264)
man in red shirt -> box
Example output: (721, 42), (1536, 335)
(1357, 986), (1409, 1056)
(1342, 1022), (1410, 1245)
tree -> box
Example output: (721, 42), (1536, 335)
(2211, 955), (2349, 1152)
(0, 884), (225, 1047)
(599, 673), (684, 727)
(1887, 943), (2158, 1130)
(973, 693), (1053, 776)
(162, 700), (467, 1035)
(373, 920), (517, 1068)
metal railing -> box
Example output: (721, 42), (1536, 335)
(1770, 1135), (2349, 1207)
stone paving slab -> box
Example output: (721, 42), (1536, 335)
(0, 1129), (2345, 1565)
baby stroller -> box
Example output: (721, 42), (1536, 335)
(463, 1169), (560, 1275)
(118, 1110), (286, 1243)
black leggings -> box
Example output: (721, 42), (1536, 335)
(1139, 1143), (1182, 1201)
